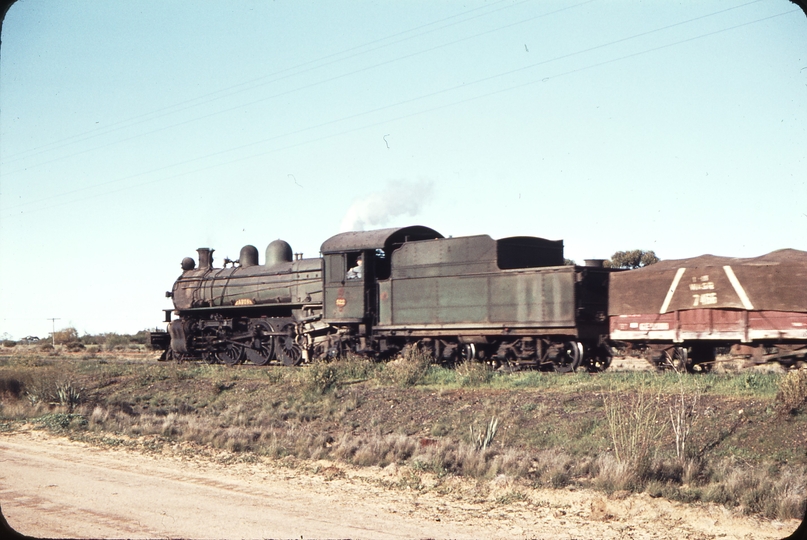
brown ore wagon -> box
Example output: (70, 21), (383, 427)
(609, 249), (807, 370)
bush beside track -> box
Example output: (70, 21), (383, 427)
(0, 347), (805, 521)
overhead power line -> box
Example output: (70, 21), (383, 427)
(0, 5), (793, 219)
(0, 0), (594, 176)
(0, 0), (535, 165)
(0, 0), (765, 179)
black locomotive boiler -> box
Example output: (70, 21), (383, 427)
(153, 225), (613, 372)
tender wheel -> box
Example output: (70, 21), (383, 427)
(587, 344), (613, 372)
(413, 339), (438, 362)
(245, 322), (274, 366)
(553, 341), (583, 373)
(276, 324), (303, 366)
(460, 343), (477, 363)
(688, 344), (715, 373)
(690, 361), (712, 373)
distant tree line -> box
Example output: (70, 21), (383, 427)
(2, 328), (157, 351)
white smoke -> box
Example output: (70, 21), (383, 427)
(340, 179), (434, 232)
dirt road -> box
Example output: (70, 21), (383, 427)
(0, 429), (799, 539)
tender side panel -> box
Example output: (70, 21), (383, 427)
(388, 276), (461, 324)
(380, 268), (576, 330)
(489, 271), (574, 325)
(391, 235), (498, 278)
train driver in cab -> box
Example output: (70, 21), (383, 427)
(346, 255), (363, 280)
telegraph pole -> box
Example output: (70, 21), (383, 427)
(47, 318), (60, 347)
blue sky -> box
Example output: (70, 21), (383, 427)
(1, 0), (805, 340)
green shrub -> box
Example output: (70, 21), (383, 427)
(379, 347), (432, 387)
(305, 362), (339, 394)
(55, 381), (82, 412)
(105, 333), (131, 351)
(456, 361), (494, 387)
(52, 327), (79, 345)
(35, 413), (87, 432)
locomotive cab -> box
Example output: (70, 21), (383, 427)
(322, 250), (370, 323)
(320, 226), (444, 329)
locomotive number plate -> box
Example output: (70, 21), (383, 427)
(335, 298), (346, 307)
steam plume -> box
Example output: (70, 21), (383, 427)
(340, 179), (434, 232)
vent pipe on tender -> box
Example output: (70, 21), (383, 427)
(197, 248), (214, 270)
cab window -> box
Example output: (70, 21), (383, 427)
(327, 254), (345, 283)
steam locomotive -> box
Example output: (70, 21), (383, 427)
(152, 225), (613, 372)
(151, 225), (807, 371)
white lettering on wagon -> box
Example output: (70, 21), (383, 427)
(639, 322), (670, 331)
(693, 292), (718, 306)
(629, 322), (670, 330)
(689, 275), (714, 291)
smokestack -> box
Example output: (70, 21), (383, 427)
(197, 248), (214, 269)
(584, 259), (605, 268)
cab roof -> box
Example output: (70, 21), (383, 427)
(320, 225), (443, 254)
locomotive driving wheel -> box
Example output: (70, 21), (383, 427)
(276, 324), (303, 366)
(216, 342), (244, 366)
(201, 328), (219, 364)
(245, 321), (274, 366)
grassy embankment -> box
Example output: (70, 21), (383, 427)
(0, 347), (806, 520)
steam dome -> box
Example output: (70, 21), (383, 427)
(265, 240), (293, 266)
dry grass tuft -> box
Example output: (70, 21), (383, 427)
(379, 347), (431, 387)
(603, 383), (663, 481)
(592, 453), (641, 493)
(776, 369), (807, 414)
